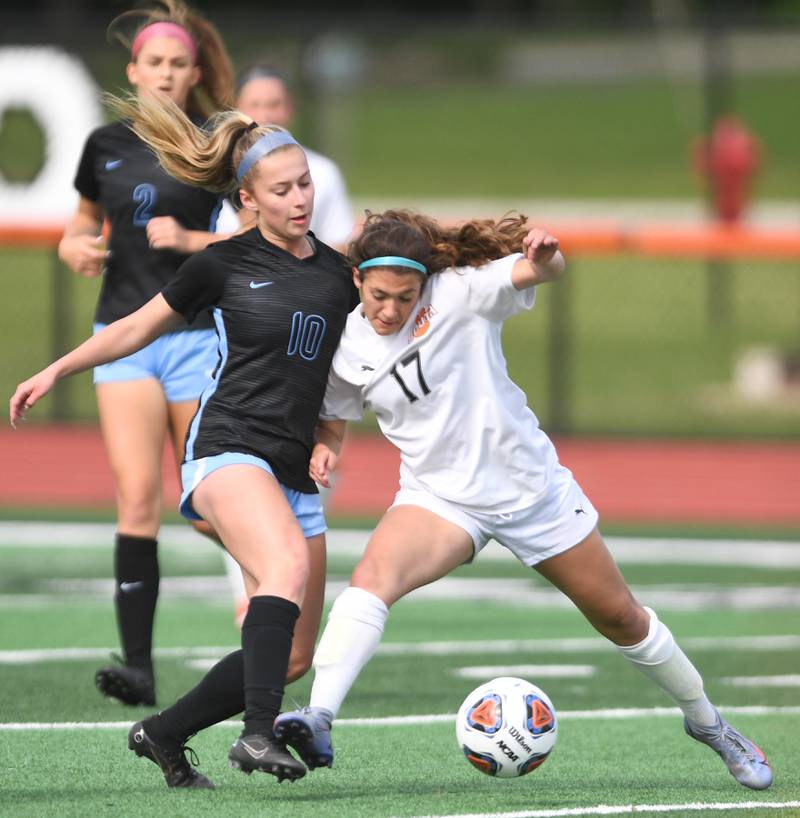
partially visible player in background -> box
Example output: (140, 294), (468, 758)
(217, 63), (356, 625)
(274, 210), (773, 792)
(57, 0), (235, 707)
(216, 63), (354, 249)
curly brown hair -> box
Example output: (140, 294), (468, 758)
(108, 0), (234, 117)
(348, 210), (530, 278)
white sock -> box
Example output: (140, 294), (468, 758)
(616, 607), (718, 727)
(309, 586), (389, 718)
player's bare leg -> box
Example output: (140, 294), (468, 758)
(535, 528), (772, 789)
(275, 506), (473, 768)
(192, 466), (307, 781)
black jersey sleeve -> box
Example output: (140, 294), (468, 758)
(348, 280), (360, 311)
(330, 247), (360, 310)
(74, 133), (99, 202)
(161, 250), (228, 323)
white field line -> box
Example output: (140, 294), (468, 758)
(3, 577), (799, 612)
(3, 634), (800, 665)
(453, 664), (596, 679)
(722, 675), (800, 687)
(3, 705), (800, 731)
(0, 522), (798, 568)
(376, 634), (800, 656)
(394, 801), (800, 818)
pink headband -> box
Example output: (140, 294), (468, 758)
(131, 22), (198, 63)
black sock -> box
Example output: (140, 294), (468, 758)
(114, 533), (159, 671)
(155, 649), (245, 743)
(242, 595), (300, 737)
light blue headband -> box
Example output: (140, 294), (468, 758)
(357, 256), (428, 275)
(236, 131), (299, 182)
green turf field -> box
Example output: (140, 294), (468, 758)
(1, 522), (798, 817)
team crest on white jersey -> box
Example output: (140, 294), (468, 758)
(409, 304), (438, 340)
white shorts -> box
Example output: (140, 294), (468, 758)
(391, 463), (598, 567)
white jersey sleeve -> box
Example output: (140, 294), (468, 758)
(320, 365), (365, 421)
(464, 253), (535, 321)
(305, 149), (354, 247)
(215, 199), (240, 234)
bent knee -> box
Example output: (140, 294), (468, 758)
(589, 595), (649, 644)
(351, 556), (398, 601)
(115, 490), (161, 532)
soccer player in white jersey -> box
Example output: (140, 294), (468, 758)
(273, 209), (773, 791)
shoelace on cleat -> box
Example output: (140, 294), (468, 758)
(721, 727), (759, 764)
(181, 744), (200, 768)
(157, 732), (200, 771)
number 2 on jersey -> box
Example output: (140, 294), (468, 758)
(132, 183), (158, 226)
(390, 350), (430, 403)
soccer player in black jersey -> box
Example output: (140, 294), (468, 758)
(11, 93), (359, 787)
(57, 0), (235, 708)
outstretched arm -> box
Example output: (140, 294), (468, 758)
(10, 294), (182, 427)
(310, 420), (347, 487)
(512, 227), (565, 290)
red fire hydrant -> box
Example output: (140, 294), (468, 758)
(694, 116), (761, 222)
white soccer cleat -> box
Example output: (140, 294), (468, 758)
(684, 709), (773, 790)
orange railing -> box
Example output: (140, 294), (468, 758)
(2, 221), (799, 258)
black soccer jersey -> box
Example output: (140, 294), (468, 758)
(162, 228), (359, 493)
(74, 120), (222, 329)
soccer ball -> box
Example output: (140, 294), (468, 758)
(455, 677), (557, 778)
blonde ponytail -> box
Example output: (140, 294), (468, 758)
(107, 91), (290, 195)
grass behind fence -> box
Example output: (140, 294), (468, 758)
(3, 247), (799, 437)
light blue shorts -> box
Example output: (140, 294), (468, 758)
(180, 452), (327, 539)
(93, 324), (218, 403)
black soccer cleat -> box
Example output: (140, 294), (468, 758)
(228, 734), (306, 782)
(96, 658), (155, 706)
(128, 720), (214, 789)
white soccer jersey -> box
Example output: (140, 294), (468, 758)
(321, 254), (559, 512)
(216, 147), (354, 247)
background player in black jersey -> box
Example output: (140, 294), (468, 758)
(56, 0), (235, 708)
(11, 93), (358, 787)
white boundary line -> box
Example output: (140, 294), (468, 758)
(3, 635), (800, 665)
(3, 705), (799, 731)
(394, 801), (800, 818)
(0, 522), (798, 567)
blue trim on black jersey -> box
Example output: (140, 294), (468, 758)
(185, 307), (228, 461)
